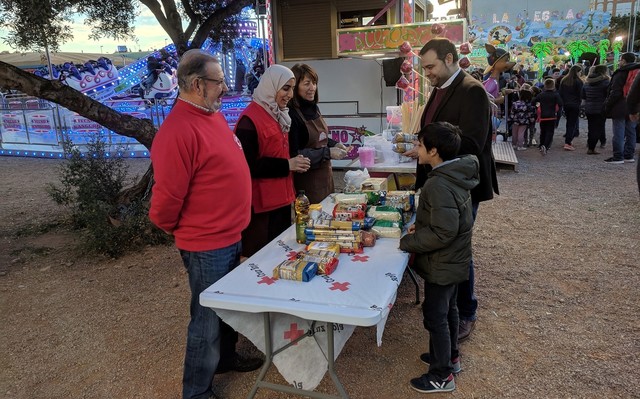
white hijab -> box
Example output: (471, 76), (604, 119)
(252, 64), (294, 132)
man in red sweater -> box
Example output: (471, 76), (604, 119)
(149, 49), (262, 399)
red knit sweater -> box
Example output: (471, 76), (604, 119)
(149, 100), (251, 251)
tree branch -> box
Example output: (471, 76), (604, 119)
(190, 0), (253, 49)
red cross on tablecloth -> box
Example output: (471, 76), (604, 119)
(283, 323), (305, 344)
(330, 281), (351, 291)
(287, 251), (299, 260)
(258, 276), (276, 285)
(351, 254), (369, 262)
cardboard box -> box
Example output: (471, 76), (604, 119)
(360, 177), (388, 191)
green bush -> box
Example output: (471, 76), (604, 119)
(48, 137), (169, 257)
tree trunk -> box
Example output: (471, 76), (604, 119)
(0, 60), (157, 208)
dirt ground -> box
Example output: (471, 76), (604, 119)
(1, 124), (639, 399)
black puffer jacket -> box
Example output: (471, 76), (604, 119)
(603, 62), (640, 119)
(400, 155), (479, 286)
(581, 75), (609, 115)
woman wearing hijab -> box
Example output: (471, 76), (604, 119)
(288, 63), (348, 204)
(235, 64), (311, 257)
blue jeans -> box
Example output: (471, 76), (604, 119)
(180, 241), (241, 399)
(611, 118), (637, 160)
(457, 203), (478, 321)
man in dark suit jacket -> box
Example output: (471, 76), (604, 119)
(407, 38), (499, 343)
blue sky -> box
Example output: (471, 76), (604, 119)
(0, 8), (172, 53)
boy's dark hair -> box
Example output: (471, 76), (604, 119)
(621, 52), (637, 63)
(419, 38), (459, 62)
(543, 78), (556, 90)
(417, 121), (462, 161)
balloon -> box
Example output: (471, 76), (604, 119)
(458, 57), (470, 69)
(431, 24), (445, 35)
(459, 42), (472, 55)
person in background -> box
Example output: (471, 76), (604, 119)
(559, 65), (584, 151)
(509, 86), (537, 151)
(625, 66), (640, 194)
(603, 52), (640, 164)
(235, 65), (311, 257)
(406, 37), (499, 343)
(149, 50), (263, 399)
(534, 78), (563, 155)
(582, 65), (610, 155)
(288, 63), (348, 204)
(400, 121), (479, 394)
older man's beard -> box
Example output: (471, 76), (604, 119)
(202, 87), (222, 113)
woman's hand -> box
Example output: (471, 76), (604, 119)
(289, 154), (311, 173)
(402, 140), (420, 159)
(407, 224), (416, 234)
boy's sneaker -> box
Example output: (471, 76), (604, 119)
(409, 373), (455, 393)
(420, 353), (462, 374)
(540, 145), (547, 155)
(624, 158), (636, 163)
(604, 157), (624, 164)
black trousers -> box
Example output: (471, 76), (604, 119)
(586, 113), (606, 151)
(423, 281), (459, 379)
(539, 120), (556, 149)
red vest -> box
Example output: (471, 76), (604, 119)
(241, 102), (295, 213)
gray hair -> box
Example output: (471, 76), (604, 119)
(177, 49), (219, 92)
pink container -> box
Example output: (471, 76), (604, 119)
(358, 147), (376, 168)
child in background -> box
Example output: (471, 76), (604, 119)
(400, 121), (479, 394)
(534, 79), (563, 155)
(509, 86), (537, 150)
(528, 86), (542, 146)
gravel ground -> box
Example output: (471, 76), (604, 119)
(0, 123), (639, 399)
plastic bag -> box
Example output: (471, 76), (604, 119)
(344, 168), (370, 193)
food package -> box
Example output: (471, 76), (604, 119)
(333, 203), (367, 221)
(309, 204), (323, 220)
(307, 219), (362, 231)
(371, 220), (402, 238)
(305, 234), (362, 253)
(360, 230), (377, 247)
(360, 177), (388, 191)
(300, 242), (340, 275)
(273, 259), (318, 282)
(392, 143), (415, 154)
(363, 216), (376, 230)
(392, 133), (418, 144)
(306, 241), (341, 255)
(367, 206), (402, 222)
(333, 193), (368, 205)
(384, 191), (415, 212)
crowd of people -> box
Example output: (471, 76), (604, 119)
(146, 38), (639, 399)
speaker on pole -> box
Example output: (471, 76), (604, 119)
(382, 57), (404, 87)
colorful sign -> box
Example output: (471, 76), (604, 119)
(337, 20), (467, 56)
(469, 10), (611, 49)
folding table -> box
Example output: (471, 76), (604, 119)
(200, 202), (411, 399)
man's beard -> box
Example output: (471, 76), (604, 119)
(202, 88), (221, 113)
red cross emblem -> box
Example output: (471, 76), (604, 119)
(283, 323), (305, 344)
(351, 255), (369, 262)
(330, 282), (351, 291)
(258, 276), (276, 285)
(287, 251), (299, 260)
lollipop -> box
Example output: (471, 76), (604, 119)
(458, 56), (471, 69)
(459, 42), (472, 55)
(395, 76), (426, 96)
(398, 41), (418, 57)
(431, 23), (445, 36)
(400, 60), (414, 74)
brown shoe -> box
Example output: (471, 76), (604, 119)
(587, 149), (600, 155)
(458, 320), (476, 342)
(215, 353), (264, 374)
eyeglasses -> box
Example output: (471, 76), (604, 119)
(199, 76), (227, 86)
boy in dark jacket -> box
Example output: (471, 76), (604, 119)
(400, 121), (479, 394)
(534, 79), (563, 155)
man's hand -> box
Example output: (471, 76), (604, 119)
(402, 140), (420, 159)
(330, 147), (348, 159)
(630, 113), (639, 122)
(407, 224), (416, 234)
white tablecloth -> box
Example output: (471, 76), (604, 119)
(200, 201), (409, 391)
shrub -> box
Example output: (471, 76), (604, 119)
(48, 137), (169, 257)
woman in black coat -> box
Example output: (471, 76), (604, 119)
(581, 65), (610, 154)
